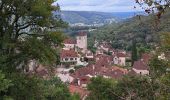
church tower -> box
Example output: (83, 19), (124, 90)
(76, 31), (87, 51)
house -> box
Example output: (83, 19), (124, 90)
(130, 53), (152, 75)
(60, 49), (88, 67)
(113, 53), (126, 66)
(132, 60), (149, 75)
(60, 49), (79, 66)
(71, 58), (128, 87)
(63, 38), (76, 50)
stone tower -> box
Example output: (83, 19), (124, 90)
(76, 31), (87, 51)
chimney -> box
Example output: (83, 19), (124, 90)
(93, 65), (95, 70)
(77, 78), (81, 86)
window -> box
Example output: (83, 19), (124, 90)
(65, 58), (68, 61)
(70, 58), (74, 61)
(75, 58), (77, 60)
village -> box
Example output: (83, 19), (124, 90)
(26, 31), (165, 100)
(54, 31), (153, 99)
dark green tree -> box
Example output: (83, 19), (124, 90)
(0, 0), (67, 72)
(131, 39), (138, 65)
(87, 77), (120, 100)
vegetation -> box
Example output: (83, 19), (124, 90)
(0, 0), (77, 99)
(88, 9), (170, 51)
(131, 39), (138, 64)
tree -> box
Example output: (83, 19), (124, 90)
(0, 0), (67, 72)
(43, 77), (73, 100)
(0, 0), (73, 99)
(87, 77), (120, 100)
(136, 0), (170, 19)
(87, 76), (166, 100)
(0, 70), (13, 99)
(131, 39), (138, 65)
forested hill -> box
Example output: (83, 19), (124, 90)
(55, 11), (143, 25)
(88, 10), (170, 51)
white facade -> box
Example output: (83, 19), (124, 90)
(119, 57), (126, 66)
(113, 56), (126, 66)
(133, 68), (149, 75)
(61, 57), (78, 63)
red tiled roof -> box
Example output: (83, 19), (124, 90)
(111, 66), (128, 74)
(133, 60), (149, 70)
(60, 50), (78, 58)
(77, 31), (87, 36)
(117, 53), (126, 57)
(69, 85), (89, 99)
(107, 69), (125, 79)
(64, 38), (76, 44)
(128, 69), (137, 76)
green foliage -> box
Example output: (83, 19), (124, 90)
(149, 57), (168, 78)
(0, 0), (72, 99)
(87, 77), (118, 100)
(0, 71), (12, 98)
(43, 77), (72, 100)
(70, 93), (80, 100)
(87, 76), (166, 100)
(0, 0), (67, 69)
(131, 39), (138, 64)
(0, 73), (75, 100)
(69, 69), (75, 74)
(88, 10), (170, 51)
(161, 32), (170, 52)
(136, 0), (170, 19)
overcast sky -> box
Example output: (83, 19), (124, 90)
(54, 0), (143, 12)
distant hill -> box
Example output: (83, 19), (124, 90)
(88, 10), (170, 50)
(54, 11), (143, 26)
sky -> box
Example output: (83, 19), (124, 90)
(54, 0), (143, 12)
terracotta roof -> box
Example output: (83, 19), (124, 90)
(128, 69), (137, 76)
(60, 50), (78, 58)
(133, 60), (149, 70)
(107, 69), (125, 79)
(111, 66), (128, 74)
(64, 38), (76, 44)
(77, 31), (87, 36)
(69, 85), (89, 99)
(117, 53), (126, 57)
(72, 64), (127, 80)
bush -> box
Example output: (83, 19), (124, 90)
(69, 69), (75, 74)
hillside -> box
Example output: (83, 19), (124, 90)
(54, 11), (143, 26)
(88, 10), (170, 51)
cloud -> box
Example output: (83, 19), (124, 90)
(54, 0), (143, 12)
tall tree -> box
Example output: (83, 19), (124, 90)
(0, 0), (67, 72)
(131, 39), (138, 65)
